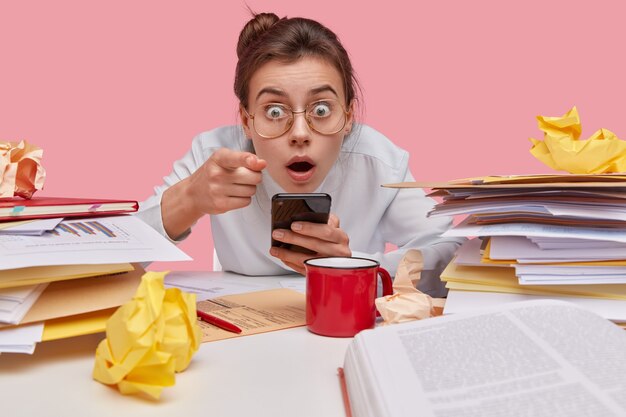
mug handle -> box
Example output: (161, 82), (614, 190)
(375, 267), (394, 317)
(378, 267), (393, 297)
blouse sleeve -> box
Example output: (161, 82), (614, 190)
(134, 132), (212, 243)
(353, 169), (465, 297)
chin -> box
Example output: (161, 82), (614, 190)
(282, 180), (320, 193)
(283, 184), (316, 193)
(274, 172), (321, 193)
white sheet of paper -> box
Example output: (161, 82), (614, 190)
(452, 238), (483, 266)
(0, 218), (63, 235)
(0, 284), (48, 324)
(489, 236), (626, 261)
(0, 284), (41, 301)
(164, 271), (269, 301)
(515, 264), (626, 275)
(546, 205), (626, 221)
(0, 322), (44, 354)
(0, 299), (19, 312)
(443, 219), (626, 242)
(279, 277), (306, 294)
(432, 201), (626, 221)
(528, 236), (626, 250)
(432, 202), (552, 216)
(453, 238), (509, 267)
(519, 276), (626, 285)
(516, 258), (603, 264)
(0, 215), (191, 270)
(444, 290), (626, 322)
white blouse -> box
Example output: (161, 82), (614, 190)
(136, 124), (464, 297)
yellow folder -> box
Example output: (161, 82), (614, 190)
(441, 260), (626, 300)
(480, 239), (626, 266)
(0, 266), (143, 343)
(42, 308), (116, 341)
(16, 265), (143, 325)
(0, 263), (134, 289)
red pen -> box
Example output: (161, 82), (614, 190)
(196, 309), (242, 334)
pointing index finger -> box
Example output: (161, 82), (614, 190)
(213, 149), (266, 171)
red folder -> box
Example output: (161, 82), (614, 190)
(0, 197), (138, 221)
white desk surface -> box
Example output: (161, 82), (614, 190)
(0, 272), (353, 417)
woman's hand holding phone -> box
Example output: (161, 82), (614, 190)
(270, 213), (352, 275)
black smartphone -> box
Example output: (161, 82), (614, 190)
(271, 193), (332, 254)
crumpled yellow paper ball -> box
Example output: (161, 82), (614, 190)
(375, 250), (444, 324)
(529, 106), (626, 174)
(0, 140), (46, 198)
(93, 271), (201, 400)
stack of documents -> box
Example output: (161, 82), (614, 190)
(0, 212), (192, 354)
(388, 174), (626, 324)
(0, 283), (48, 324)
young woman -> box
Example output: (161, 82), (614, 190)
(137, 13), (463, 297)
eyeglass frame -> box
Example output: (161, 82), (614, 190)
(241, 99), (351, 139)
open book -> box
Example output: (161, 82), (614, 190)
(341, 300), (626, 417)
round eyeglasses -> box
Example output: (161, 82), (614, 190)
(243, 99), (349, 139)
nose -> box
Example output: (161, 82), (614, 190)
(288, 111), (311, 145)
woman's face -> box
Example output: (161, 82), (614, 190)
(241, 57), (353, 193)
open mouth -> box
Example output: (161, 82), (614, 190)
(287, 161), (314, 172)
(286, 158), (316, 182)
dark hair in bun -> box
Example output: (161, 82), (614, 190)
(234, 12), (360, 110)
(236, 12), (281, 59)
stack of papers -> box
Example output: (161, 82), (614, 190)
(0, 323), (44, 354)
(442, 239), (626, 322)
(389, 174), (626, 323)
(0, 284), (48, 324)
(0, 214), (192, 354)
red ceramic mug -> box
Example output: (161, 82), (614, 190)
(304, 257), (393, 337)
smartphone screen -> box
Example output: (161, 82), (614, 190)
(271, 193), (332, 254)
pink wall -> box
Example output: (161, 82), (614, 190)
(2, 1), (625, 271)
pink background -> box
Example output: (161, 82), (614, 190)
(2, 1), (625, 271)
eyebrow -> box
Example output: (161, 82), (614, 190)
(255, 87), (287, 101)
(255, 84), (340, 102)
(309, 85), (339, 97)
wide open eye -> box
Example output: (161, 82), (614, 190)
(310, 102), (332, 118)
(263, 105), (288, 120)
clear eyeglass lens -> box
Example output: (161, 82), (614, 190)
(252, 99), (346, 138)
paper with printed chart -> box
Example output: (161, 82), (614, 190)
(0, 215), (191, 270)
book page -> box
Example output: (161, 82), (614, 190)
(348, 300), (626, 417)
